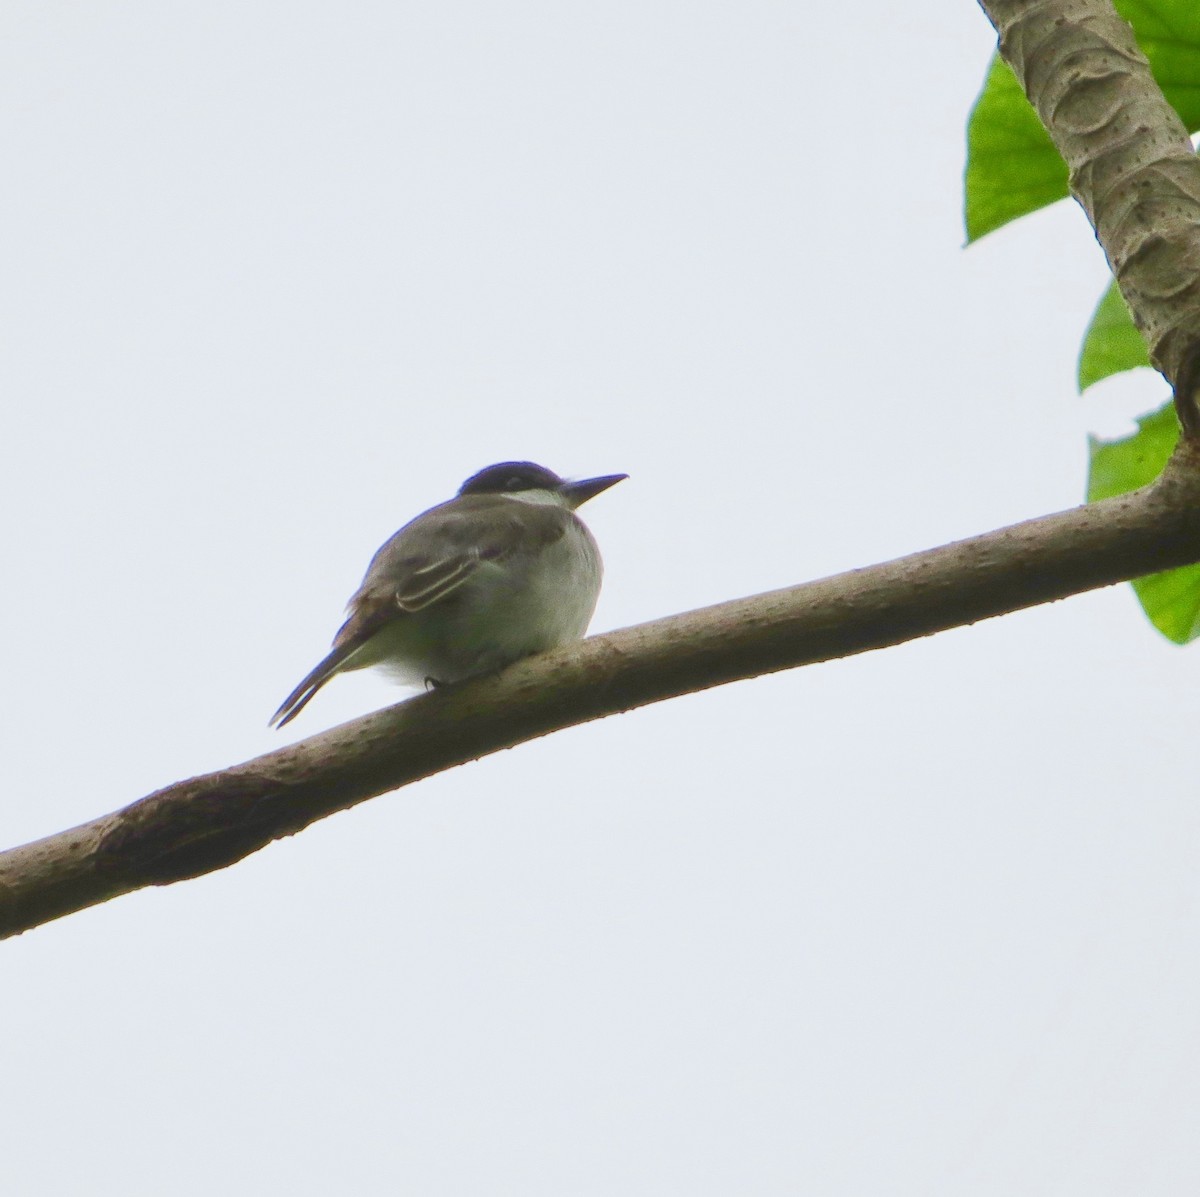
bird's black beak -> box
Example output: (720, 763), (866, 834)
(560, 473), (628, 509)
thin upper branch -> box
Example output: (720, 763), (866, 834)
(4, 441), (1200, 938)
(977, 0), (1200, 430)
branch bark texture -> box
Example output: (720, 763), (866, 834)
(977, 0), (1200, 417)
(5, 443), (1200, 938)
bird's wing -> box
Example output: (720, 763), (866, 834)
(334, 495), (571, 648)
(270, 561), (471, 728)
(271, 496), (571, 727)
(394, 554), (483, 612)
(326, 554), (482, 654)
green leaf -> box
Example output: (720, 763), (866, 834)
(1077, 280), (1152, 392)
(1131, 567), (1200, 644)
(965, 57), (1067, 243)
(1122, 0), (1200, 130)
(965, 0), (1200, 242)
(1087, 402), (1200, 643)
(1088, 402), (1177, 502)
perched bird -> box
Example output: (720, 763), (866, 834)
(271, 461), (626, 728)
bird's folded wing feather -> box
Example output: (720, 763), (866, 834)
(395, 556), (482, 612)
(331, 497), (571, 653)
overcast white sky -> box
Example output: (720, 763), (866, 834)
(3, 3), (1197, 1194)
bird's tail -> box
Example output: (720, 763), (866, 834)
(269, 644), (357, 728)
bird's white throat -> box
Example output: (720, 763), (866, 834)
(499, 488), (573, 509)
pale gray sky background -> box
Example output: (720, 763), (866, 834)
(3, 2), (1197, 1193)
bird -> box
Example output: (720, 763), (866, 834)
(270, 461), (627, 728)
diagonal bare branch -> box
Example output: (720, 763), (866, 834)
(4, 441), (1200, 938)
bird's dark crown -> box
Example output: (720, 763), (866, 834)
(458, 462), (564, 496)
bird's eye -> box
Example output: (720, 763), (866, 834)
(506, 476), (523, 490)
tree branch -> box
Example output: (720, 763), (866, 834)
(5, 441), (1200, 938)
(7, 0), (1200, 939)
(977, 0), (1200, 431)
